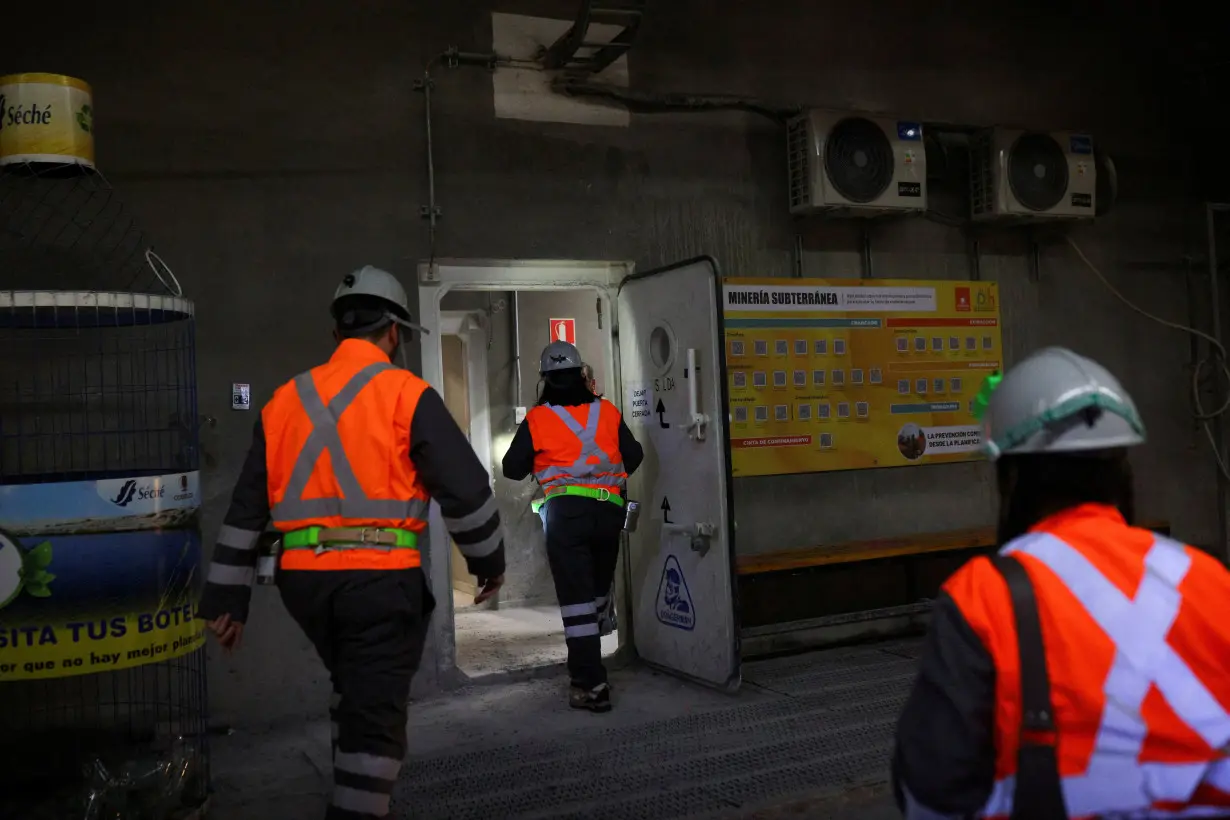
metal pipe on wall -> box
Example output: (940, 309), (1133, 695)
(1206, 203), (1229, 560)
(860, 226), (873, 278)
(512, 291), (523, 408)
(415, 50), (502, 266)
(414, 72), (441, 260)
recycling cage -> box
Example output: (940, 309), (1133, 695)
(0, 290), (208, 818)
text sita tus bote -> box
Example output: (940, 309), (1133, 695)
(0, 603), (197, 649)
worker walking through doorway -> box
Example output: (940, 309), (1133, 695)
(893, 347), (1230, 819)
(198, 265), (506, 820)
(502, 341), (643, 712)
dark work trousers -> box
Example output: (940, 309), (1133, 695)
(543, 495), (625, 689)
(278, 567), (435, 820)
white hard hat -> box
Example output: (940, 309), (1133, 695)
(331, 265), (427, 336)
(975, 346), (1145, 460)
(540, 341), (582, 373)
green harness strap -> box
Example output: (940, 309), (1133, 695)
(281, 526), (419, 550)
(532, 486), (624, 514)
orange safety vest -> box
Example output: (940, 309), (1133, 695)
(944, 504), (1230, 819)
(262, 338), (431, 571)
(526, 399), (628, 496)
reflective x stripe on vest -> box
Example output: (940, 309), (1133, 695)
(533, 404), (624, 490)
(982, 531), (1230, 818)
(270, 362), (430, 524)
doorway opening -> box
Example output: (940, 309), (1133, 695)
(437, 287), (621, 680)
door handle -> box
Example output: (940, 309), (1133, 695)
(685, 348), (710, 442)
(663, 521), (715, 557)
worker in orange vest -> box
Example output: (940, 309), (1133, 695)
(198, 266), (506, 820)
(502, 340), (643, 712)
(892, 347), (1230, 819)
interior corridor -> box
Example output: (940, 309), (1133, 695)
(454, 603), (620, 678)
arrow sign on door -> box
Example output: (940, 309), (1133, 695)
(661, 496), (673, 524)
(656, 399), (670, 428)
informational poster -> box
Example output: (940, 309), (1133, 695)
(723, 278), (1003, 477)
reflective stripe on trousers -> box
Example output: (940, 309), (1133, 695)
(981, 532), (1230, 818)
(534, 404), (625, 488)
(561, 601), (600, 638)
(332, 751), (402, 817)
(270, 362), (430, 524)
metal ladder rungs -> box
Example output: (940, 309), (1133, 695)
(538, 0), (645, 73)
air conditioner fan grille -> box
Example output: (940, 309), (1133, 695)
(1008, 132), (1069, 211)
(824, 117), (894, 204)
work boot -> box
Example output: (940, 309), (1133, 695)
(569, 683), (612, 713)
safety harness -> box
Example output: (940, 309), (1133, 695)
(282, 525), (418, 554)
(531, 403), (626, 514)
(272, 362), (426, 557)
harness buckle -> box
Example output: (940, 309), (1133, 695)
(597, 488), (611, 502)
(359, 528), (374, 544)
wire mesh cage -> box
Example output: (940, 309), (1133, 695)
(0, 161), (208, 817)
(0, 292), (199, 484)
(0, 162), (181, 296)
(0, 639), (210, 819)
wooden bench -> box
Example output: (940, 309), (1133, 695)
(737, 518), (1172, 577)
(736, 518), (1174, 648)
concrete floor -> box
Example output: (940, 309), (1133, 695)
(454, 604), (620, 678)
(208, 637), (917, 819)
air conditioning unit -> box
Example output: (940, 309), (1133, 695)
(970, 128), (1096, 220)
(787, 110), (928, 217)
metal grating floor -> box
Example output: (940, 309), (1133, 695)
(390, 639), (921, 819)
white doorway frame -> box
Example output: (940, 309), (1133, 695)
(439, 310), (493, 480)
(415, 258), (634, 692)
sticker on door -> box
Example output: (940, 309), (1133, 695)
(626, 382), (655, 423)
(655, 555), (695, 631)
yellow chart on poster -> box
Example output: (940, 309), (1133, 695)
(723, 277), (1003, 477)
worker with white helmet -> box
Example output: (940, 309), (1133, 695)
(892, 347), (1230, 820)
(502, 340), (643, 712)
(198, 265), (506, 819)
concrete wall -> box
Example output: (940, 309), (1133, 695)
(4, 1), (1220, 725)
(515, 290), (610, 408)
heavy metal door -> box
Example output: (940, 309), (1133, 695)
(616, 256), (740, 690)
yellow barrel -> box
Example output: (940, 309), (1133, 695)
(0, 73), (95, 168)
